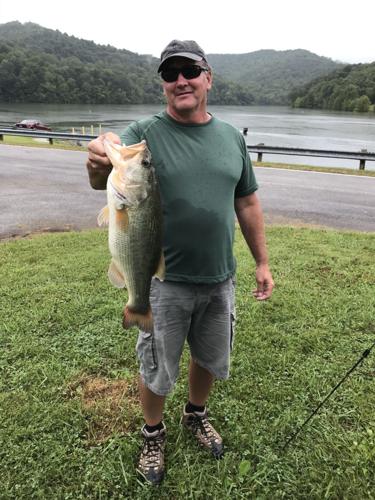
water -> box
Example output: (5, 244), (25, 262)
(1, 103), (374, 170)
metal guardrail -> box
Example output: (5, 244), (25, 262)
(247, 144), (375, 170)
(1, 128), (374, 170)
(0, 128), (96, 142)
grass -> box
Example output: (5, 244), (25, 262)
(0, 134), (86, 151)
(1, 227), (375, 498)
(254, 161), (375, 177)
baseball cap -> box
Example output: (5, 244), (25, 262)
(158, 40), (207, 72)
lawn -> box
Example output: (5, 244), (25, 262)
(1, 227), (374, 499)
(0, 135), (86, 151)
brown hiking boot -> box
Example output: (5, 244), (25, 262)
(182, 407), (224, 459)
(137, 423), (166, 485)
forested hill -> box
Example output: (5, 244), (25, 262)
(207, 50), (341, 104)
(0, 21), (163, 104)
(0, 21), (340, 105)
(0, 21), (254, 105)
(290, 62), (375, 112)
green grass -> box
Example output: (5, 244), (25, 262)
(0, 135), (86, 151)
(1, 227), (375, 498)
(254, 161), (375, 177)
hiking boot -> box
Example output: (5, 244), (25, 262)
(182, 407), (224, 459)
(137, 423), (166, 485)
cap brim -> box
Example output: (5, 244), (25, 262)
(157, 52), (203, 72)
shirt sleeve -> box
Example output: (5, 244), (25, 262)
(120, 121), (142, 146)
(235, 134), (258, 198)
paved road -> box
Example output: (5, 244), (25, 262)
(258, 167), (375, 231)
(1, 145), (374, 240)
(0, 145), (106, 239)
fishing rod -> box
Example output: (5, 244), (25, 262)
(282, 338), (375, 451)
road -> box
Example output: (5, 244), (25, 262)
(0, 144), (374, 240)
(258, 166), (375, 231)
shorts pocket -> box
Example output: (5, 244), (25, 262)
(230, 312), (236, 351)
(230, 276), (236, 351)
(136, 332), (158, 371)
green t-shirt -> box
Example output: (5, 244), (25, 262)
(121, 111), (258, 284)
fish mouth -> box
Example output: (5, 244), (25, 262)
(103, 138), (148, 166)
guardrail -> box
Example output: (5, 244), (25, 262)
(1, 128), (375, 170)
(0, 128), (96, 143)
(247, 144), (375, 170)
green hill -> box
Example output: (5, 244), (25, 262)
(0, 22), (341, 106)
(0, 21), (255, 105)
(207, 50), (341, 104)
(290, 62), (375, 112)
(0, 21), (162, 104)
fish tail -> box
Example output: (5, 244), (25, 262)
(123, 305), (153, 333)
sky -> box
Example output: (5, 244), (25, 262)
(0, 0), (374, 64)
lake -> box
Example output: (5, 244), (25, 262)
(1, 103), (374, 170)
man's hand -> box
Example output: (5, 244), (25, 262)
(86, 132), (121, 189)
(253, 263), (274, 301)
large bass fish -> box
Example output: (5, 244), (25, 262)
(98, 139), (164, 332)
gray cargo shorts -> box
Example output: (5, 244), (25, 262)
(136, 277), (236, 396)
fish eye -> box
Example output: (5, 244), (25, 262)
(142, 159), (151, 168)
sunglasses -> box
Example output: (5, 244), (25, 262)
(160, 65), (209, 83)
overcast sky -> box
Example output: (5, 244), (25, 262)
(0, 0), (373, 64)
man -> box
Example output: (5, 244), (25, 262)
(86, 39), (274, 485)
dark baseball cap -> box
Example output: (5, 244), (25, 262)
(158, 39), (207, 72)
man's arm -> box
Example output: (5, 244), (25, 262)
(86, 132), (121, 189)
(235, 192), (274, 300)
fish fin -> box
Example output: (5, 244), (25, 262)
(115, 207), (129, 231)
(97, 205), (110, 226)
(154, 252), (165, 281)
(123, 306), (153, 333)
(108, 260), (126, 288)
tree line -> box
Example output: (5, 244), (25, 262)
(0, 22), (333, 107)
(0, 42), (162, 104)
(1, 22), (373, 111)
(290, 63), (375, 113)
(209, 49), (341, 105)
(0, 42), (254, 105)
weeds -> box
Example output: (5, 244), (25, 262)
(1, 227), (374, 498)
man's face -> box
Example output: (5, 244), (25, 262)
(161, 57), (212, 117)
